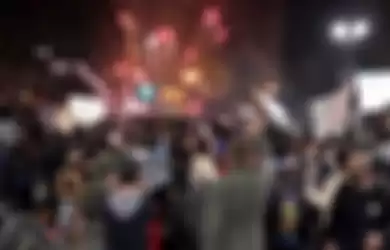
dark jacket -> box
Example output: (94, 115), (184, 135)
(266, 182), (313, 250)
(328, 183), (390, 250)
(103, 188), (151, 250)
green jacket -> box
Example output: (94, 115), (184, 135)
(200, 170), (266, 250)
(79, 149), (126, 220)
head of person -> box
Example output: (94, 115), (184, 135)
(107, 129), (124, 149)
(337, 145), (372, 176)
(195, 139), (210, 155)
(117, 157), (142, 187)
(67, 148), (83, 165)
(230, 137), (263, 171)
(239, 104), (267, 137)
(260, 80), (280, 97)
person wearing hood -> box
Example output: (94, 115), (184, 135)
(102, 157), (152, 250)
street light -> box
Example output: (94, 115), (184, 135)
(328, 18), (372, 46)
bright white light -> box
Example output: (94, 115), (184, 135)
(328, 18), (372, 45)
(354, 70), (390, 113)
(353, 19), (371, 40)
(51, 107), (75, 135)
(329, 21), (350, 44)
(67, 95), (107, 126)
(180, 68), (202, 86)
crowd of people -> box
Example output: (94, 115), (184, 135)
(2, 92), (390, 250)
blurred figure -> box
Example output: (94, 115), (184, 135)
(189, 140), (219, 189)
(90, 129), (125, 182)
(200, 137), (267, 250)
(0, 200), (55, 250)
(7, 140), (43, 211)
(170, 122), (193, 194)
(55, 150), (85, 231)
(102, 157), (151, 250)
(266, 150), (307, 250)
(167, 139), (219, 250)
(327, 147), (390, 250)
(303, 142), (346, 224)
(82, 129), (127, 220)
(375, 112), (390, 185)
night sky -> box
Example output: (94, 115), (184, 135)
(1, 0), (390, 99)
(0, 0), (280, 62)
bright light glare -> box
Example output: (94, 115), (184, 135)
(329, 21), (349, 43)
(136, 83), (156, 103)
(354, 70), (390, 113)
(52, 107), (75, 134)
(353, 19), (371, 40)
(180, 68), (202, 86)
(67, 95), (107, 126)
(328, 18), (372, 45)
(163, 87), (185, 104)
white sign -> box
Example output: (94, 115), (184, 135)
(256, 93), (300, 136)
(66, 95), (108, 127)
(310, 84), (352, 139)
(354, 70), (390, 114)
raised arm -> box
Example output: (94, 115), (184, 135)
(303, 149), (345, 212)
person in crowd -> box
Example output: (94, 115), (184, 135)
(374, 112), (390, 185)
(89, 129), (126, 182)
(0, 199), (56, 250)
(326, 146), (390, 250)
(166, 139), (220, 250)
(102, 156), (152, 250)
(189, 140), (219, 189)
(54, 207), (102, 250)
(170, 123), (193, 194)
(200, 137), (268, 250)
(54, 150), (85, 231)
(303, 142), (346, 225)
(267, 165), (306, 250)
(7, 138), (43, 211)
(82, 129), (128, 220)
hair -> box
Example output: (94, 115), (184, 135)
(118, 157), (141, 184)
(230, 137), (263, 169)
(196, 139), (209, 154)
(336, 143), (371, 168)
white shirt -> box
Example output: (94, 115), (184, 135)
(190, 154), (219, 188)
